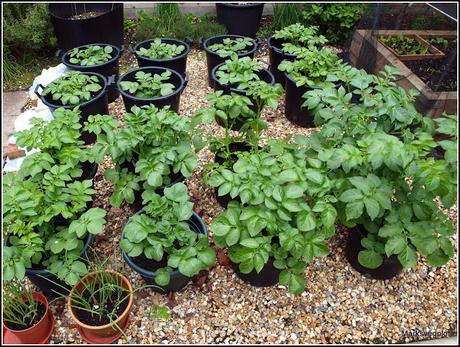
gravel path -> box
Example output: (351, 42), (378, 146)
(42, 48), (457, 344)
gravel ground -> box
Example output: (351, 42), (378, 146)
(22, 48), (458, 344)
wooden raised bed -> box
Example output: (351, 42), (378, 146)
(378, 34), (444, 61)
(349, 29), (457, 118)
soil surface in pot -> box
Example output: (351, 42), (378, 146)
(73, 284), (130, 326)
(4, 302), (46, 330)
(404, 39), (457, 91)
(70, 11), (104, 20)
(131, 252), (168, 272)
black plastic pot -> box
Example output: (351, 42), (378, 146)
(117, 67), (187, 113)
(121, 211), (208, 293)
(216, 3), (264, 38)
(80, 161), (99, 181)
(267, 36), (297, 85)
(345, 226), (404, 280)
(61, 43), (122, 103)
(132, 38), (191, 77)
(213, 142), (257, 208)
(232, 257), (280, 287)
(212, 62), (275, 116)
(284, 73), (341, 128)
(34, 72), (109, 144)
(49, 3), (123, 53)
(5, 233), (94, 297)
(202, 35), (258, 87)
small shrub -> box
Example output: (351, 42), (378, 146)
(302, 3), (366, 45)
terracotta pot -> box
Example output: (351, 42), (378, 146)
(68, 270), (133, 344)
(3, 292), (54, 344)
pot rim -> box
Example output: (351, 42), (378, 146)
(267, 36), (297, 57)
(133, 38), (191, 62)
(121, 210), (208, 278)
(38, 71), (108, 109)
(211, 62), (275, 94)
(68, 270), (134, 331)
(117, 66), (186, 102)
(216, 3), (264, 9)
(203, 35), (258, 57)
(3, 292), (50, 333)
(48, 3), (123, 20)
(284, 72), (342, 90)
(61, 43), (122, 69)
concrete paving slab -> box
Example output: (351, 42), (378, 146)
(2, 91), (28, 148)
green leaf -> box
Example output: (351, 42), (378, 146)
(155, 268), (171, 286)
(397, 245), (418, 269)
(297, 211), (316, 231)
(14, 262), (26, 279)
(364, 198), (380, 220)
(384, 236), (407, 256)
(358, 249), (383, 269)
(279, 270), (305, 295)
(240, 238), (259, 248)
(346, 201), (364, 220)
(225, 228), (240, 246)
(285, 184), (304, 199)
(178, 258), (202, 277)
(279, 169), (298, 182)
(197, 248), (216, 267)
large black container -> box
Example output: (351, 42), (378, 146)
(61, 43), (122, 103)
(267, 36), (297, 85)
(212, 62), (275, 115)
(232, 257), (281, 287)
(121, 211), (209, 293)
(117, 67), (187, 113)
(202, 35), (258, 87)
(284, 73), (341, 128)
(132, 38), (191, 77)
(34, 72), (109, 144)
(49, 3), (124, 53)
(4, 233), (94, 296)
(345, 226), (403, 280)
(216, 3), (264, 38)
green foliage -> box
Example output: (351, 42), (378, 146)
(119, 70), (175, 98)
(92, 105), (199, 208)
(428, 37), (449, 51)
(135, 4), (226, 43)
(69, 45), (114, 66)
(210, 138), (337, 294)
(278, 47), (345, 88)
(208, 37), (253, 59)
(3, 108), (113, 285)
(121, 183), (216, 285)
(3, 3), (57, 90)
(301, 60), (457, 270)
(42, 71), (102, 105)
(148, 305), (171, 320)
(2, 281), (40, 329)
(302, 3), (366, 45)
(273, 24), (328, 55)
(380, 35), (429, 55)
(215, 57), (262, 89)
(136, 39), (185, 60)
(272, 3), (305, 31)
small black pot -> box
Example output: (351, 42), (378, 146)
(117, 66), (187, 113)
(79, 161), (99, 181)
(284, 73), (341, 128)
(345, 226), (404, 281)
(202, 35), (258, 87)
(34, 72), (109, 144)
(49, 3), (124, 53)
(213, 142), (257, 208)
(232, 257), (281, 287)
(132, 38), (191, 77)
(212, 62), (275, 116)
(216, 3), (264, 38)
(61, 43), (122, 103)
(5, 232), (94, 297)
(267, 36), (297, 85)
(121, 211), (208, 293)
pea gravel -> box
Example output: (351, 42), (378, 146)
(26, 48), (458, 344)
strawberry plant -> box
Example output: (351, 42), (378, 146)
(208, 37), (253, 59)
(136, 38), (185, 60)
(69, 44), (114, 66)
(209, 137), (337, 294)
(41, 71), (102, 105)
(301, 64), (457, 271)
(119, 70), (175, 98)
(120, 183), (216, 286)
(2, 108), (113, 285)
(90, 105), (200, 208)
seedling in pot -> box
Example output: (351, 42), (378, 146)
(208, 37), (253, 59)
(119, 70), (175, 98)
(215, 56), (262, 90)
(3, 281), (41, 330)
(272, 23), (328, 55)
(69, 45), (114, 66)
(120, 183), (216, 286)
(42, 71), (102, 105)
(136, 38), (185, 60)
